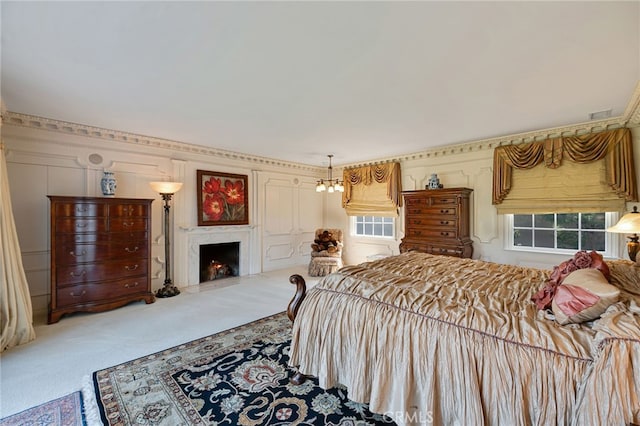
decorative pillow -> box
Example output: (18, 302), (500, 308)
(588, 250), (610, 281)
(531, 250), (611, 311)
(552, 269), (620, 325)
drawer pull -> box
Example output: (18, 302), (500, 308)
(125, 246), (139, 253)
(69, 290), (86, 298)
(69, 270), (86, 278)
(124, 282), (139, 288)
(414, 220), (422, 225)
(414, 230), (421, 236)
(125, 264), (139, 271)
(76, 222), (89, 228)
(76, 206), (88, 213)
(440, 209), (450, 214)
(440, 221), (448, 225)
(123, 222), (134, 227)
(440, 248), (447, 253)
(126, 206), (134, 216)
(440, 232), (450, 236)
(69, 250), (87, 257)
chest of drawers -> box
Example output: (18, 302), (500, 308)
(48, 196), (155, 323)
(399, 188), (473, 258)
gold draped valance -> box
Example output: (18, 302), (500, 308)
(342, 162), (402, 217)
(492, 128), (638, 214)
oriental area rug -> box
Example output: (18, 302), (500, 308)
(84, 312), (395, 425)
(0, 391), (85, 426)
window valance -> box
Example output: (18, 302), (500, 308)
(492, 128), (638, 214)
(342, 162), (402, 217)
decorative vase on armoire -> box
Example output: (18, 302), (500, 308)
(101, 171), (117, 197)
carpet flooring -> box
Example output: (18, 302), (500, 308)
(84, 312), (395, 425)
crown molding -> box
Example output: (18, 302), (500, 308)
(624, 80), (640, 126)
(344, 80), (640, 168)
(3, 80), (639, 170)
(1, 112), (322, 173)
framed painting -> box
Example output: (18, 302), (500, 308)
(197, 170), (249, 226)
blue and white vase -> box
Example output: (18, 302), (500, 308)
(427, 173), (440, 189)
(101, 171), (117, 197)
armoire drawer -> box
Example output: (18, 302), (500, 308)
(55, 240), (149, 265)
(56, 258), (149, 285)
(56, 278), (149, 307)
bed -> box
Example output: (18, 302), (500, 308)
(286, 251), (640, 425)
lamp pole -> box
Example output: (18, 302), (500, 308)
(156, 192), (180, 297)
(149, 181), (183, 298)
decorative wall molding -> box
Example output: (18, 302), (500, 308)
(624, 81), (640, 126)
(2, 111), (323, 173)
(344, 80), (640, 168)
(4, 80), (639, 171)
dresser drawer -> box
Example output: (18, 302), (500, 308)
(400, 241), (464, 257)
(428, 245), (464, 257)
(110, 204), (149, 217)
(56, 278), (149, 307)
(57, 231), (148, 244)
(406, 217), (457, 228)
(406, 206), (457, 216)
(55, 203), (108, 217)
(109, 218), (147, 232)
(405, 195), (459, 207)
(56, 241), (149, 265)
(406, 228), (458, 239)
(56, 218), (107, 233)
(57, 259), (148, 285)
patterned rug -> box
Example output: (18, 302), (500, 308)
(86, 312), (395, 425)
(0, 391), (85, 426)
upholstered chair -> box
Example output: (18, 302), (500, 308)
(309, 228), (344, 277)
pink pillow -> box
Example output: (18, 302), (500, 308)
(552, 269), (620, 325)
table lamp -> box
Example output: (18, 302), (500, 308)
(607, 206), (640, 262)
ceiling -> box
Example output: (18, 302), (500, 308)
(1, 1), (639, 167)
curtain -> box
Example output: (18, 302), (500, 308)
(492, 128), (638, 214)
(342, 162), (402, 217)
(1, 142), (36, 352)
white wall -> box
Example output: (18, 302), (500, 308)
(4, 117), (640, 320)
(331, 126), (640, 269)
(2, 122), (324, 319)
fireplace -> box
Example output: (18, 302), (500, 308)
(176, 225), (256, 286)
(199, 242), (239, 283)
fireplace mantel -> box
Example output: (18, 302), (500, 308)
(175, 225), (258, 286)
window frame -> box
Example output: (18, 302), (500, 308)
(504, 212), (620, 258)
(351, 215), (396, 239)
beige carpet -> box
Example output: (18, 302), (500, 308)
(0, 266), (316, 419)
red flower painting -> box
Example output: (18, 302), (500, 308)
(197, 171), (248, 226)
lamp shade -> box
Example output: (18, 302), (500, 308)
(149, 181), (183, 194)
(607, 206), (640, 262)
(607, 207), (640, 234)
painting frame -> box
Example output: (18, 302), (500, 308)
(196, 170), (249, 226)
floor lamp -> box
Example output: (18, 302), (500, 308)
(149, 181), (183, 297)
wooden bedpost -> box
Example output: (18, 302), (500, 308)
(287, 274), (307, 322)
(287, 274), (308, 385)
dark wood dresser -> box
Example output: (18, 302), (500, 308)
(48, 196), (155, 323)
(399, 188), (473, 258)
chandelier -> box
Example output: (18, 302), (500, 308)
(316, 154), (344, 193)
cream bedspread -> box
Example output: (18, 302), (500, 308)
(289, 252), (640, 425)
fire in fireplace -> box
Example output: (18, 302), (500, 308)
(199, 242), (240, 283)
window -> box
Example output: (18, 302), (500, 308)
(506, 212), (618, 256)
(353, 216), (395, 238)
